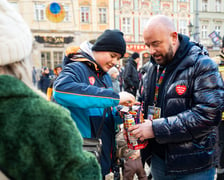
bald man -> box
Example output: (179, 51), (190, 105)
(129, 15), (224, 180)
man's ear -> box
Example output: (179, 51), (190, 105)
(171, 32), (178, 45)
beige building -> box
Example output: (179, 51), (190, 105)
(8, 0), (114, 69)
(8, 0), (224, 69)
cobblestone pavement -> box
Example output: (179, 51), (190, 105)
(106, 163), (217, 179)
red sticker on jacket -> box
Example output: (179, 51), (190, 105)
(89, 76), (95, 85)
(176, 85), (186, 95)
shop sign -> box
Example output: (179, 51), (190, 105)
(35, 36), (73, 45)
(127, 44), (147, 52)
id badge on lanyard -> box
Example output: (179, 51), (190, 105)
(147, 106), (161, 120)
(147, 65), (165, 120)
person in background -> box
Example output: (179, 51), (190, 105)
(137, 61), (152, 102)
(0, 0), (101, 179)
(116, 64), (124, 92)
(108, 66), (120, 93)
(211, 40), (224, 180)
(38, 66), (51, 94)
(53, 29), (136, 178)
(123, 52), (140, 97)
(129, 15), (224, 180)
(32, 66), (37, 87)
(47, 64), (62, 101)
(212, 37), (224, 66)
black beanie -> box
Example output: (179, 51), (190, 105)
(131, 52), (139, 60)
(92, 29), (126, 58)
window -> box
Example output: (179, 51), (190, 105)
(179, 19), (187, 35)
(140, 18), (148, 33)
(99, 8), (107, 24)
(63, 5), (70, 22)
(202, 0), (208, 12)
(34, 4), (45, 21)
(215, 25), (221, 35)
(9, 2), (19, 12)
(53, 52), (63, 68)
(122, 17), (131, 34)
(80, 7), (89, 23)
(41, 52), (51, 68)
(215, 0), (221, 12)
(201, 25), (208, 39)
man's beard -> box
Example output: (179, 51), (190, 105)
(161, 45), (174, 66)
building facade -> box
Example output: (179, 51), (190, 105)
(8, 0), (224, 69)
(115, 0), (193, 66)
(194, 0), (224, 57)
(8, 0), (114, 69)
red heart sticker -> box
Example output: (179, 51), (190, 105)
(176, 85), (186, 95)
(89, 76), (95, 85)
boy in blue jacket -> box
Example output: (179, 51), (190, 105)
(53, 29), (135, 178)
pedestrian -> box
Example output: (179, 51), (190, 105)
(116, 64), (125, 92)
(32, 66), (37, 87)
(53, 29), (136, 178)
(128, 15), (224, 180)
(212, 36), (224, 66)
(0, 0), (101, 179)
(123, 52), (140, 97)
(38, 66), (51, 94)
(108, 66), (120, 93)
(137, 61), (152, 102)
(46, 64), (62, 101)
(211, 41), (224, 180)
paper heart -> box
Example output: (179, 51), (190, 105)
(89, 76), (95, 85)
(176, 85), (186, 95)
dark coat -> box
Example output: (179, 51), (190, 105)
(123, 58), (140, 95)
(38, 73), (50, 94)
(142, 34), (224, 175)
(53, 47), (122, 176)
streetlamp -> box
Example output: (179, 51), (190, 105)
(188, 22), (194, 40)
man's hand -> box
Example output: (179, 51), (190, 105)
(128, 120), (155, 141)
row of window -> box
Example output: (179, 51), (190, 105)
(202, 0), (221, 12)
(34, 4), (107, 24)
(201, 25), (221, 38)
(34, 3), (222, 36)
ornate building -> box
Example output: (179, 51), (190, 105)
(115, 0), (192, 66)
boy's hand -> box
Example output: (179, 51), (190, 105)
(119, 91), (135, 106)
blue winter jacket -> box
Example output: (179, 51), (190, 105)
(141, 34), (224, 175)
(53, 45), (122, 176)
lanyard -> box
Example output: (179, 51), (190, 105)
(154, 65), (166, 105)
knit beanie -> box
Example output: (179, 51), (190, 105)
(108, 66), (119, 76)
(92, 29), (126, 58)
(131, 52), (140, 60)
(0, 0), (33, 66)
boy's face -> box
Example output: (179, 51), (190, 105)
(93, 51), (121, 72)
